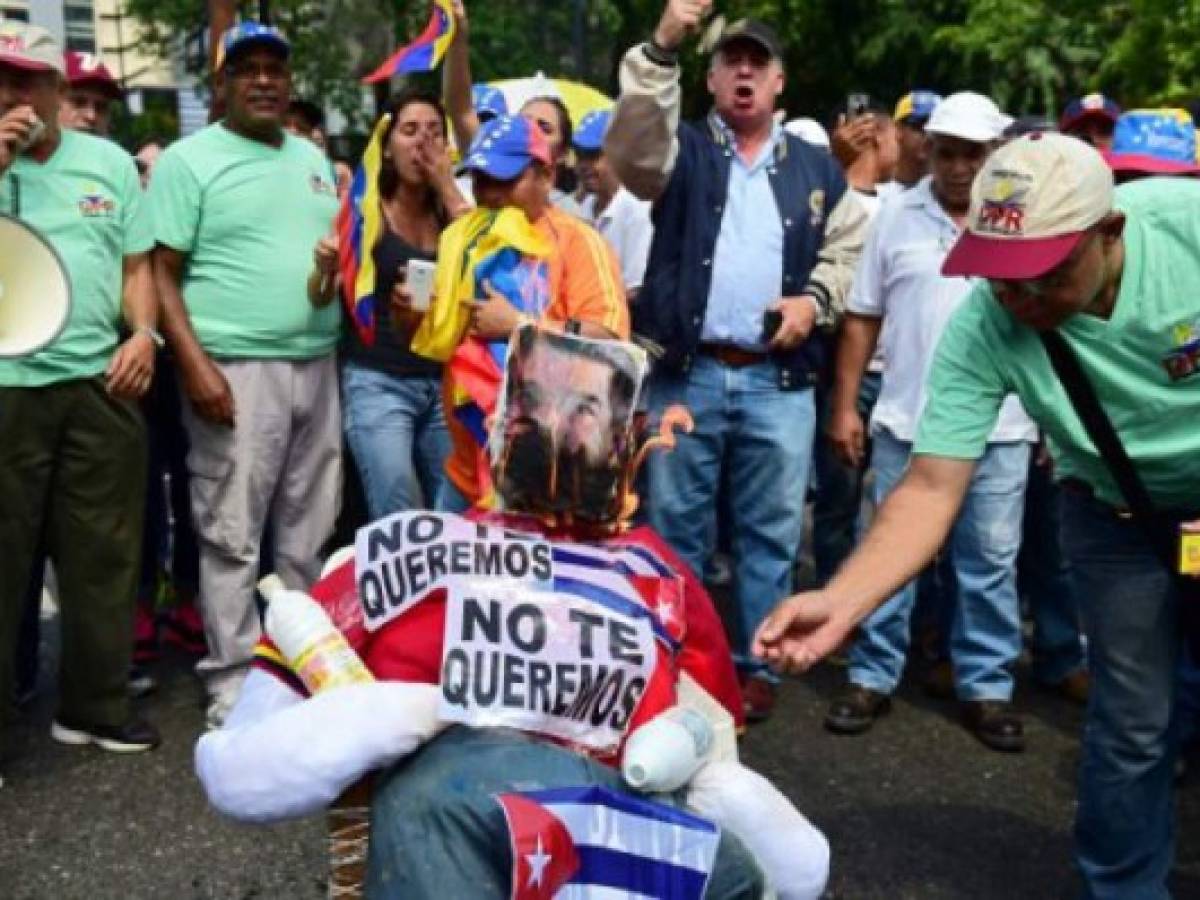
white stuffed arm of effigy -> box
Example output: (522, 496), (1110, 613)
(686, 760), (831, 900)
(195, 671), (446, 824)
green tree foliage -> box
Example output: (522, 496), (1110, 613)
(122, 0), (1200, 138)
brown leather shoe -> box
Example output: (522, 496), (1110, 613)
(824, 684), (891, 734)
(961, 700), (1025, 752)
(1041, 669), (1089, 705)
(741, 675), (777, 724)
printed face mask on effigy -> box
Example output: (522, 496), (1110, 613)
(490, 326), (647, 523)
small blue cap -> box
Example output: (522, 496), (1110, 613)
(462, 115), (553, 181)
(221, 22), (290, 64)
(894, 90), (942, 125)
(472, 84), (509, 122)
(572, 109), (612, 153)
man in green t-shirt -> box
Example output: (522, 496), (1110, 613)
(148, 23), (342, 729)
(0, 22), (161, 769)
(755, 133), (1200, 898)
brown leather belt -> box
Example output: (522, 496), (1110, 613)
(697, 343), (769, 368)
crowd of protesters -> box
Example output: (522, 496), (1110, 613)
(2, 0), (1200, 895)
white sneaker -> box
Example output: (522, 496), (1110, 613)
(51, 716), (161, 752)
(205, 694), (235, 730)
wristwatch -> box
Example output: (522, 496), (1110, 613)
(136, 325), (165, 349)
(643, 36), (679, 67)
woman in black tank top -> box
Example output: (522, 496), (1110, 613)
(325, 88), (470, 520)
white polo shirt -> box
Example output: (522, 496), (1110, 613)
(581, 186), (653, 292)
(847, 176), (1036, 444)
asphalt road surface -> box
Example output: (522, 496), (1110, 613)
(2, 616), (1199, 899)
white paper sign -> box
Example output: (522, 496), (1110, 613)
(355, 512), (552, 632)
(439, 580), (656, 753)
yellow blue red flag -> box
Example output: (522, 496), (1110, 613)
(363, 0), (457, 84)
(335, 113), (391, 345)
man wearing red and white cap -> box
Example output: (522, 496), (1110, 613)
(0, 21), (161, 768)
(757, 132), (1200, 897)
(59, 51), (122, 137)
(1060, 93), (1122, 151)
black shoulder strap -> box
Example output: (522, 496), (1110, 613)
(1039, 330), (1182, 575)
(1040, 330), (1156, 518)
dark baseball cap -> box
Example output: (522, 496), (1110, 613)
(713, 18), (783, 61)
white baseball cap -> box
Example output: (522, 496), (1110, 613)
(925, 91), (1011, 144)
(0, 21), (65, 75)
(783, 117), (830, 149)
(942, 132), (1115, 280)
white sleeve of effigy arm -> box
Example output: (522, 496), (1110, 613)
(686, 760), (831, 900)
(195, 672), (446, 824)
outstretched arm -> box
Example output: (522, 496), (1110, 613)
(753, 454), (975, 673)
(443, 0), (480, 157)
(605, 0), (712, 201)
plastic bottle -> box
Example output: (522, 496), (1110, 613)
(259, 574), (374, 695)
(622, 706), (715, 793)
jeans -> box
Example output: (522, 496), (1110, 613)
(368, 727), (765, 899)
(848, 431), (1028, 700)
(1019, 457), (1086, 684)
(812, 371), (881, 586)
(342, 364), (450, 521)
(1061, 491), (1185, 900)
(644, 356), (816, 677)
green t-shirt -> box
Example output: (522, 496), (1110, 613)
(0, 130), (152, 387)
(148, 124), (341, 359)
(915, 176), (1200, 510)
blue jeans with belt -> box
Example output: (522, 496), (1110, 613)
(1061, 491), (1185, 899)
(643, 355), (816, 679)
(342, 364), (450, 521)
(848, 430), (1028, 699)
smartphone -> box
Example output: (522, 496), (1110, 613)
(845, 93), (872, 120)
(405, 259), (436, 312)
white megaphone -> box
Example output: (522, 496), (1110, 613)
(0, 214), (72, 358)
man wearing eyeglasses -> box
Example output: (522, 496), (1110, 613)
(824, 92), (1035, 752)
(147, 23), (343, 730)
(757, 133), (1200, 898)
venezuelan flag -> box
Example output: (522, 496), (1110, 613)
(363, 0), (457, 84)
(335, 113), (391, 345)
(411, 208), (551, 507)
(449, 247), (551, 441)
